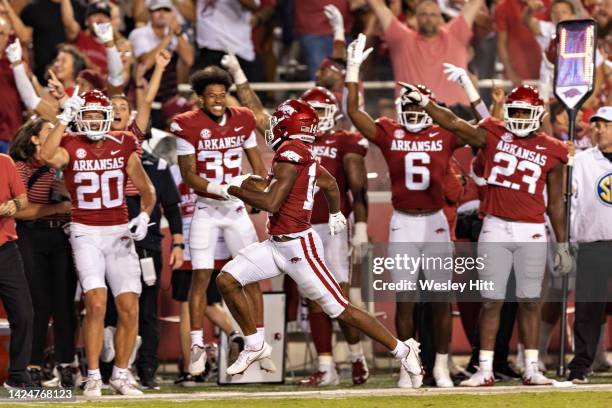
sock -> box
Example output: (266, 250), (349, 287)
(190, 330), (204, 348)
(318, 354), (334, 372)
(256, 326), (265, 340)
(244, 332), (263, 351)
(308, 311), (333, 354)
(538, 321), (554, 357)
(524, 349), (539, 371)
(348, 343), (364, 362)
(479, 350), (494, 373)
(435, 353), (448, 369)
(87, 369), (101, 380)
(391, 340), (410, 360)
(111, 365), (128, 380)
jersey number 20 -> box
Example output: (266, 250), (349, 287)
(75, 170), (124, 209)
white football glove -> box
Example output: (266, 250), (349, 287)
(229, 173), (252, 189)
(328, 212), (347, 236)
(220, 53), (247, 85)
(128, 212), (150, 241)
(397, 82), (429, 107)
(5, 40), (22, 64)
(324, 4), (345, 42)
(351, 221), (368, 260)
(56, 86), (84, 126)
(206, 182), (231, 200)
(93, 22), (113, 44)
(346, 33), (373, 83)
(442, 62), (480, 103)
(554, 242), (573, 276)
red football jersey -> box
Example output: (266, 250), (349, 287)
(61, 132), (137, 226)
(268, 140), (321, 235)
(478, 117), (568, 223)
(374, 117), (458, 210)
(172, 107), (258, 199)
(310, 130), (368, 224)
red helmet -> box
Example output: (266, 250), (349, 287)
(301, 87), (339, 134)
(503, 85), (544, 137)
(76, 89), (113, 141)
(265, 99), (319, 150)
(396, 84), (435, 132)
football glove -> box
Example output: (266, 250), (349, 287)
(397, 82), (429, 108)
(442, 62), (480, 103)
(5, 40), (22, 64)
(220, 53), (247, 85)
(128, 212), (150, 241)
(206, 183), (231, 200)
(324, 4), (344, 41)
(93, 22), (114, 44)
(346, 33), (372, 83)
(328, 212), (347, 236)
(57, 86), (84, 125)
(554, 242), (573, 276)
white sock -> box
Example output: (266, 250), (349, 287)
(391, 340), (410, 360)
(435, 353), (448, 369)
(348, 343), (364, 362)
(190, 330), (204, 348)
(257, 326), (265, 340)
(525, 349), (539, 371)
(479, 350), (494, 373)
(318, 354), (334, 372)
(87, 369), (101, 380)
(111, 365), (129, 380)
(244, 332), (263, 351)
(538, 321), (554, 356)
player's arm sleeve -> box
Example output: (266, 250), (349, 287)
(243, 130), (258, 149)
(158, 165), (183, 235)
(372, 119), (392, 148)
(344, 134), (369, 157)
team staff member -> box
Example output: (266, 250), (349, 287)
(567, 106), (612, 384)
(9, 118), (76, 388)
(0, 153), (31, 389)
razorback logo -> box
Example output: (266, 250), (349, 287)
(170, 121), (183, 133)
(532, 233), (543, 239)
(290, 257), (302, 264)
(435, 228), (446, 234)
(280, 150), (302, 162)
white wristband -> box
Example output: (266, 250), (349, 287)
(345, 65), (360, 84)
(354, 221), (367, 237)
(206, 183), (225, 196)
(464, 81), (481, 103)
(232, 68), (248, 86)
(333, 30), (345, 43)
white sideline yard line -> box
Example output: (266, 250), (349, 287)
(76, 384), (612, 402)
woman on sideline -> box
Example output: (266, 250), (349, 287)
(9, 117), (77, 388)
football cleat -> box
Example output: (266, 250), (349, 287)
(109, 374), (143, 396)
(433, 364), (454, 388)
(397, 365), (412, 388)
(351, 358), (370, 385)
(189, 344), (207, 376)
(226, 342), (273, 376)
(299, 369), (339, 386)
(82, 378), (103, 397)
(522, 363), (553, 385)
(459, 367), (496, 387)
(400, 338), (424, 388)
(259, 356), (277, 373)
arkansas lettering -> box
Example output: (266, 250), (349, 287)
(72, 157), (125, 171)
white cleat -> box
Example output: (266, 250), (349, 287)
(433, 365), (454, 388)
(101, 326), (116, 363)
(127, 370), (139, 388)
(400, 338), (424, 389)
(82, 378), (103, 397)
(189, 345), (207, 376)
(259, 356), (277, 373)
(522, 364), (553, 385)
(459, 367), (495, 387)
(109, 375), (143, 396)
(227, 342), (273, 376)
(397, 365), (412, 388)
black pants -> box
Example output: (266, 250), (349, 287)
(193, 47), (261, 83)
(16, 225), (77, 366)
(104, 247), (161, 374)
(568, 241), (612, 375)
(0, 241), (33, 377)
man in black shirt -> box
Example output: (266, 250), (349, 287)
(19, 0), (85, 82)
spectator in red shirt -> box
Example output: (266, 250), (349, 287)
(0, 153), (32, 389)
(0, 16), (23, 153)
(62, 0), (111, 73)
(494, 0), (551, 85)
(368, 0), (484, 105)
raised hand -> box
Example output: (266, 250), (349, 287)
(5, 39), (22, 64)
(397, 82), (430, 107)
(93, 22), (114, 44)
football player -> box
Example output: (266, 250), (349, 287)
(39, 89), (156, 396)
(401, 83), (572, 386)
(299, 87), (370, 386)
(171, 66), (269, 376)
(346, 34), (461, 388)
(214, 99), (424, 385)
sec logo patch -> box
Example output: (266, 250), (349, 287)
(200, 129), (211, 139)
(501, 133), (514, 142)
(393, 129), (405, 139)
(76, 148), (87, 159)
(596, 172), (612, 206)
